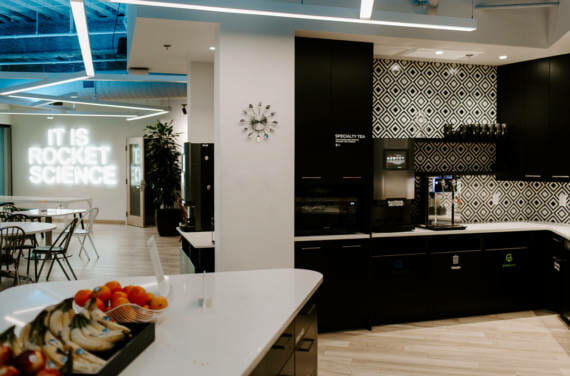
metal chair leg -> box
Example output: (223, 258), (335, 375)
(88, 234), (100, 258)
(52, 257), (70, 281)
(78, 235), (90, 261)
(63, 256), (78, 280)
(38, 254), (51, 281)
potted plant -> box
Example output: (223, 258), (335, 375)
(144, 120), (182, 236)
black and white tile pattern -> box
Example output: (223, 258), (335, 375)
(373, 59), (497, 139)
(415, 142), (496, 173)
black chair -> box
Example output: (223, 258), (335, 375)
(0, 226), (26, 286)
(6, 214), (40, 279)
(34, 218), (78, 281)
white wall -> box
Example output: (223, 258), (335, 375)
(0, 104), (10, 125)
(214, 21), (295, 271)
(11, 104), (187, 221)
(188, 62), (214, 143)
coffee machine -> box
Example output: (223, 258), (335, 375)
(420, 175), (465, 230)
(371, 139), (415, 232)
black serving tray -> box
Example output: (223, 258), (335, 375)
(71, 322), (155, 376)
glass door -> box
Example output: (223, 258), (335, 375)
(127, 137), (145, 227)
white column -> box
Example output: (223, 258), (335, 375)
(214, 21), (295, 271)
(187, 62), (214, 143)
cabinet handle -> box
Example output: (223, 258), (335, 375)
(342, 176), (362, 180)
(301, 176), (322, 180)
(342, 244), (362, 249)
(552, 175), (570, 179)
(300, 246), (321, 251)
(524, 174), (541, 178)
(272, 333), (292, 350)
(297, 338), (315, 352)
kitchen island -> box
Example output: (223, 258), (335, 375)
(0, 269), (322, 376)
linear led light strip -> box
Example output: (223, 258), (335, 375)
(360, 0), (374, 19)
(9, 94), (166, 112)
(126, 110), (169, 121)
(70, 0), (95, 77)
(106, 0), (476, 31)
(0, 111), (134, 118)
(0, 76), (88, 96)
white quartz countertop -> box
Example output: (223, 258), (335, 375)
(294, 232), (370, 242)
(0, 269), (323, 376)
(371, 222), (570, 241)
(177, 228), (215, 248)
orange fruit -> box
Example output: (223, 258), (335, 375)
(123, 285), (136, 295)
(74, 289), (92, 307)
(149, 296), (168, 310)
(92, 286), (111, 303)
(146, 292), (155, 305)
(105, 281), (122, 295)
(117, 305), (137, 322)
(111, 297), (129, 309)
(111, 291), (127, 304)
(88, 298), (105, 311)
(128, 286), (148, 307)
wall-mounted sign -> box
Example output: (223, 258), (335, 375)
(28, 128), (117, 186)
(334, 133), (366, 148)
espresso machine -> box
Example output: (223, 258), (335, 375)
(420, 175), (466, 230)
(371, 139), (415, 232)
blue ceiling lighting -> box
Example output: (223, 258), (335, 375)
(0, 0), (127, 73)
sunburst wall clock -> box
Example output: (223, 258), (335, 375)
(239, 102), (279, 142)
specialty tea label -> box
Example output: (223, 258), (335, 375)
(335, 133), (366, 147)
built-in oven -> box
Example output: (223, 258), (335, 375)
(295, 197), (359, 235)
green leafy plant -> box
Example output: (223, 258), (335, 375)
(144, 120), (181, 208)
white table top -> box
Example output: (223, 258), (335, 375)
(12, 208), (87, 218)
(0, 269), (323, 376)
(0, 196), (90, 204)
(0, 222), (57, 235)
(177, 229), (215, 249)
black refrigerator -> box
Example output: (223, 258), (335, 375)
(181, 143), (214, 231)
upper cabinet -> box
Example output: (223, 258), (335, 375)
(295, 37), (373, 184)
(497, 55), (570, 180)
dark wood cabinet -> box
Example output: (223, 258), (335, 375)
(295, 37), (372, 185)
(295, 239), (369, 332)
(497, 55), (570, 180)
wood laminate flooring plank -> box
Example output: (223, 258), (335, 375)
(319, 312), (570, 376)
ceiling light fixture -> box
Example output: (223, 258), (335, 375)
(435, 50), (444, 55)
(499, 55), (508, 60)
(209, 46), (216, 51)
(0, 111), (134, 118)
(126, 110), (169, 122)
(47, 116), (54, 120)
(105, 0), (477, 32)
(360, 0), (374, 19)
(9, 93), (166, 112)
(0, 75), (88, 96)
(70, 0), (95, 77)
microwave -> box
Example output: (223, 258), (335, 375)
(295, 197), (359, 235)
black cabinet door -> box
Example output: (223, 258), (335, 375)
(330, 40), (373, 183)
(548, 54), (570, 177)
(295, 38), (334, 183)
(295, 240), (368, 332)
(430, 250), (484, 318)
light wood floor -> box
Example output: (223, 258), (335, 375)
(319, 311), (570, 376)
(2, 224), (570, 375)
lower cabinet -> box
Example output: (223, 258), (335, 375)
(250, 301), (318, 376)
(295, 240), (368, 332)
(369, 237), (430, 325)
(294, 230), (568, 333)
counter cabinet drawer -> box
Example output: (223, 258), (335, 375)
(295, 301), (317, 344)
(428, 234), (481, 253)
(483, 232), (532, 250)
(371, 237), (428, 256)
(251, 321), (295, 376)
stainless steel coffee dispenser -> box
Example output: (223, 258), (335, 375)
(371, 139), (415, 232)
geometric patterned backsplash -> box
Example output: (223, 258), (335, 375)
(458, 176), (570, 224)
(372, 59), (497, 139)
(371, 58), (569, 224)
(415, 141), (496, 173)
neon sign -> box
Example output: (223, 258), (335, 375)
(28, 128), (118, 186)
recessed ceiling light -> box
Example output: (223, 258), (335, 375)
(499, 55), (508, 60)
(435, 50), (444, 55)
(209, 46), (216, 51)
(47, 116), (54, 120)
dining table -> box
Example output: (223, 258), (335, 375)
(0, 222), (57, 284)
(11, 208), (87, 243)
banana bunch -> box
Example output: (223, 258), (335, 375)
(15, 297), (133, 374)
